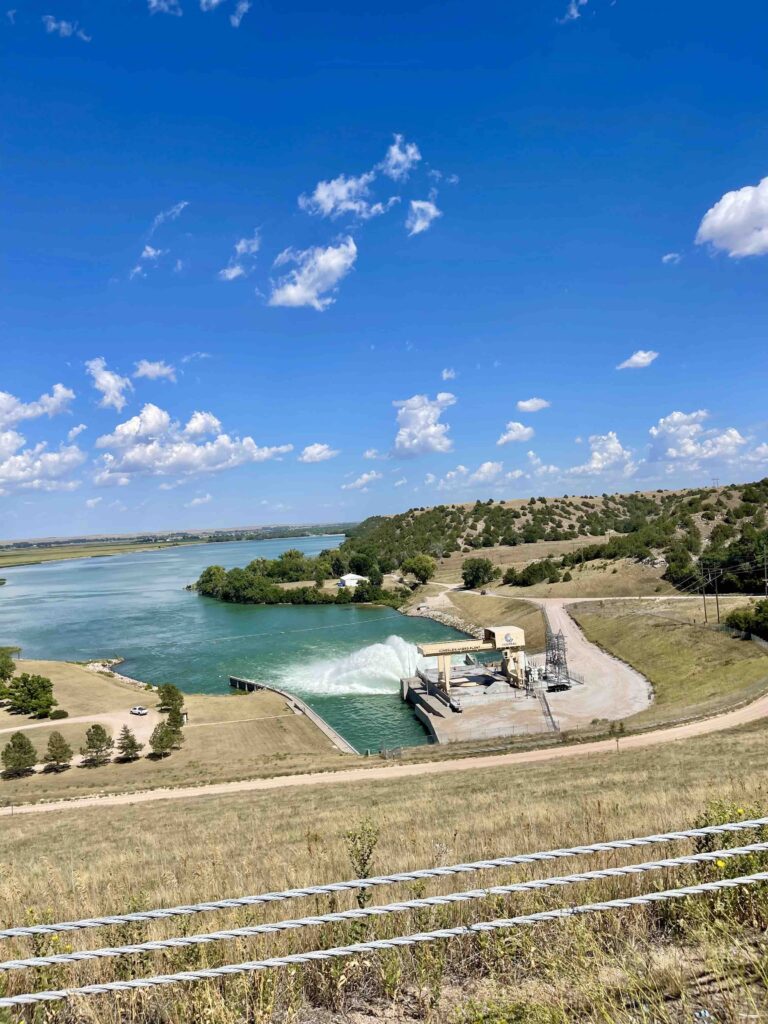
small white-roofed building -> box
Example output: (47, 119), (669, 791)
(337, 573), (369, 588)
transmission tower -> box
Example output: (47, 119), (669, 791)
(544, 627), (571, 690)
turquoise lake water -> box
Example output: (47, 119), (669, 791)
(0, 536), (463, 751)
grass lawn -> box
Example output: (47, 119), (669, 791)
(570, 600), (768, 726)
(0, 661), (343, 805)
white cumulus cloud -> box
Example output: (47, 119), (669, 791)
(0, 431), (85, 495)
(0, 383), (75, 429)
(570, 432), (636, 477)
(94, 405), (292, 485)
(85, 496), (102, 508)
(298, 443), (339, 463)
(85, 358), (133, 412)
(696, 176), (768, 257)
(516, 397), (550, 413)
(96, 404), (172, 448)
(380, 134), (421, 181)
(649, 410), (748, 466)
(469, 461), (503, 484)
(269, 237), (357, 311)
(299, 171), (396, 221)
(617, 349), (658, 370)
(441, 368), (456, 381)
(393, 392), (456, 456)
(497, 421), (534, 445)
(184, 411), (222, 437)
(186, 493), (212, 507)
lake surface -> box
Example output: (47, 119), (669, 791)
(0, 536), (463, 751)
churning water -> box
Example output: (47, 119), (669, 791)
(0, 536), (462, 750)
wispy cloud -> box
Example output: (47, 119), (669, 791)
(42, 14), (91, 40)
(133, 359), (177, 382)
(661, 252), (682, 265)
(406, 194), (442, 236)
(557, 0), (587, 23)
(185, 492), (212, 507)
(150, 200), (189, 236)
(148, 0), (182, 15)
(230, 0), (250, 27)
(218, 230), (260, 281)
(441, 367), (456, 381)
(341, 470), (382, 491)
(617, 349), (659, 370)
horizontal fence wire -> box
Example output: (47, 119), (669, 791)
(3, 871), (768, 1008)
(3, 815), (767, 941)
(1, 840), (767, 974)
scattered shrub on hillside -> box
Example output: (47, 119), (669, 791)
(49, 708), (69, 720)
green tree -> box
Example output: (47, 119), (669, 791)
(402, 554), (437, 585)
(149, 722), (175, 758)
(0, 649), (16, 690)
(166, 706), (185, 748)
(461, 557), (496, 590)
(116, 725), (144, 762)
(5, 673), (56, 718)
(157, 683), (184, 712)
(80, 724), (114, 767)
(43, 731), (73, 772)
(1, 732), (37, 777)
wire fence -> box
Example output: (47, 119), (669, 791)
(1, 815), (767, 1008)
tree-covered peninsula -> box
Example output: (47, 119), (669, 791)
(194, 547), (408, 608)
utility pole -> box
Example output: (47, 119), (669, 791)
(700, 571), (708, 624)
(763, 543), (768, 599)
(709, 570), (721, 624)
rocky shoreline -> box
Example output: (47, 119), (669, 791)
(403, 603), (483, 639)
(84, 658), (156, 692)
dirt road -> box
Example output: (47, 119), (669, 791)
(3, 689), (768, 819)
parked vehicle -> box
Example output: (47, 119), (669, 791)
(130, 705), (148, 716)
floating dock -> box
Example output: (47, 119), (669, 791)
(229, 676), (358, 754)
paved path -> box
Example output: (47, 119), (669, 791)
(4, 689), (768, 819)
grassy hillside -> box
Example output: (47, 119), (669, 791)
(343, 478), (768, 596)
(3, 722), (768, 1022)
(570, 600), (768, 726)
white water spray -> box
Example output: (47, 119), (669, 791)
(273, 635), (426, 696)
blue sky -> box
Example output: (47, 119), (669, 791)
(2, 0), (768, 539)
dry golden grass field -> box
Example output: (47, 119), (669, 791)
(2, 720), (768, 1022)
(444, 593), (547, 652)
(0, 540), (198, 569)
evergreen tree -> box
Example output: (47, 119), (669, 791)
(1, 732), (37, 777)
(0, 649), (16, 693)
(166, 706), (185, 747)
(149, 722), (174, 758)
(80, 724), (114, 767)
(6, 673), (57, 718)
(116, 725), (144, 762)
(43, 731), (73, 772)
(157, 683), (184, 712)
